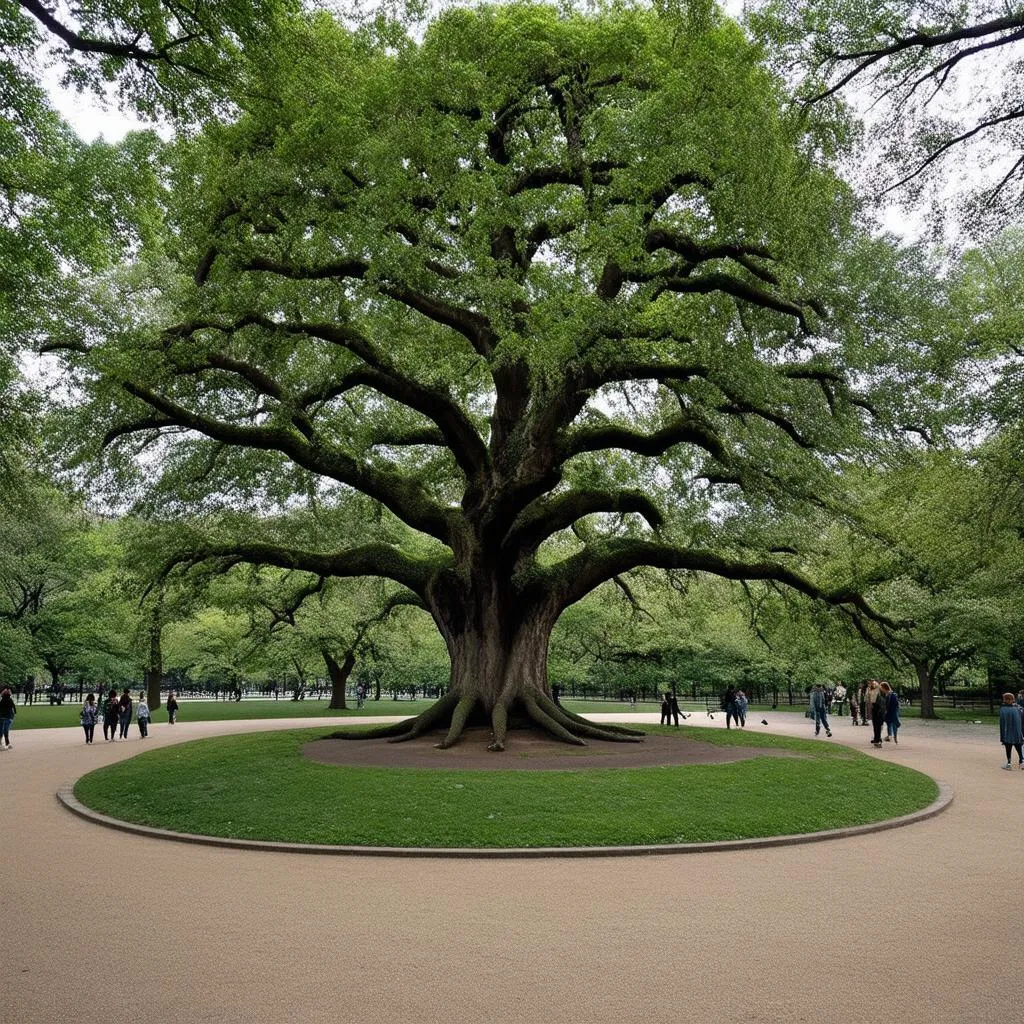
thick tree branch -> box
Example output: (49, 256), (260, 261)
(119, 382), (454, 542)
(507, 488), (664, 556)
(168, 541), (448, 598)
(811, 13), (1024, 102)
(561, 417), (728, 463)
(547, 539), (887, 620)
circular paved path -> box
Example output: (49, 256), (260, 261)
(2, 710), (1019, 1023)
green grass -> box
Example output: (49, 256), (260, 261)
(73, 724), (939, 848)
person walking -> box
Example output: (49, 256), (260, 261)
(166, 692), (179, 724)
(735, 690), (748, 728)
(998, 692), (1023, 770)
(80, 693), (98, 744)
(136, 691), (150, 738)
(849, 684), (860, 726)
(103, 688), (120, 741)
(722, 685), (739, 729)
(117, 687), (133, 739)
(883, 682), (900, 743)
(868, 679), (886, 747)
(809, 683), (832, 738)
(667, 691), (682, 726)
(660, 693), (671, 725)
(0, 687), (16, 750)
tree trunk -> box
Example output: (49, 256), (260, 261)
(324, 650), (353, 710)
(332, 580), (644, 750)
(913, 659), (936, 719)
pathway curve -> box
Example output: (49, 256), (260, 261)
(1, 710), (1019, 1023)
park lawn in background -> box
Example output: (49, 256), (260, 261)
(74, 725), (939, 848)
(5, 699), (438, 730)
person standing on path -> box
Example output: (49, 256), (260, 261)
(868, 680), (886, 747)
(723, 686), (739, 729)
(858, 682), (868, 727)
(660, 693), (671, 725)
(136, 692), (150, 738)
(102, 689), (119, 741)
(883, 682), (900, 744)
(809, 683), (832, 738)
(117, 687), (133, 740)
(667, 691), (682, 726)
(166, 692), (179, 724)
(999, 692), (1023, 770)
(735, 690), (748, 727)
(80, 693), (98, 744)
(0, 687), (16, 750)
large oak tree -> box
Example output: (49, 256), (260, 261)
(53, 2), (898, 749)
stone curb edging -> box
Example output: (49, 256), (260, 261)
(56, 781), (953, 859)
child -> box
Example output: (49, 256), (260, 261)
(998, 692), (1023, 770)
(137, 691), (151, 738)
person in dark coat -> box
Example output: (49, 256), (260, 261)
(660, 693), (671, 725)
(998, 692), (1023, 770)
(103, 689), (120, 741)
(117, 687), (133, 739)
(666, 691), (681, 726)
(0, 687), (16, 750)
(869, 680), (887, 747)
(883, 682), (901, 744)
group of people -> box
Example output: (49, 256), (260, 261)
(78, 689), (179, 744)
(719, 686), (749, 729)
(807, 680), (900, 746)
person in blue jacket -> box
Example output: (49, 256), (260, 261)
(999, 692), (1023, 770)
(882, 682), (900, 744)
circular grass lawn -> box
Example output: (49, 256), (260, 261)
(72, 725), (940, 849)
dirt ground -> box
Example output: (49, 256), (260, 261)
(4, 710), (1023, 1024)
(303, 724), (799, 770)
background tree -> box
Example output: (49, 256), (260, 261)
(53, 2), (917, 750)
(750, 0), (1024, 232)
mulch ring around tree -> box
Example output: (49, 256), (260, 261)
(303, 726), (803, 771)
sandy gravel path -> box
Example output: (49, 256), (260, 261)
(1, 710), (1019, 1024)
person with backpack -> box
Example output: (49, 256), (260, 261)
(80, 692), (98, 744)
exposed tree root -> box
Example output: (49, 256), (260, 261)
(549, 703), (646, 737)
(435, 695), (477, 749)
(535, 693), (643, 743)
(523, 695), (586, 745)
(488, 703), (508, 752)
(327, 689), (647, 751)
(388, 691), (462, 743)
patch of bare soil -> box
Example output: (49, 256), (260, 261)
(303, 726), (798, 771)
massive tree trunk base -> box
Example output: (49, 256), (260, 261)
(328, 690), (645, 751)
